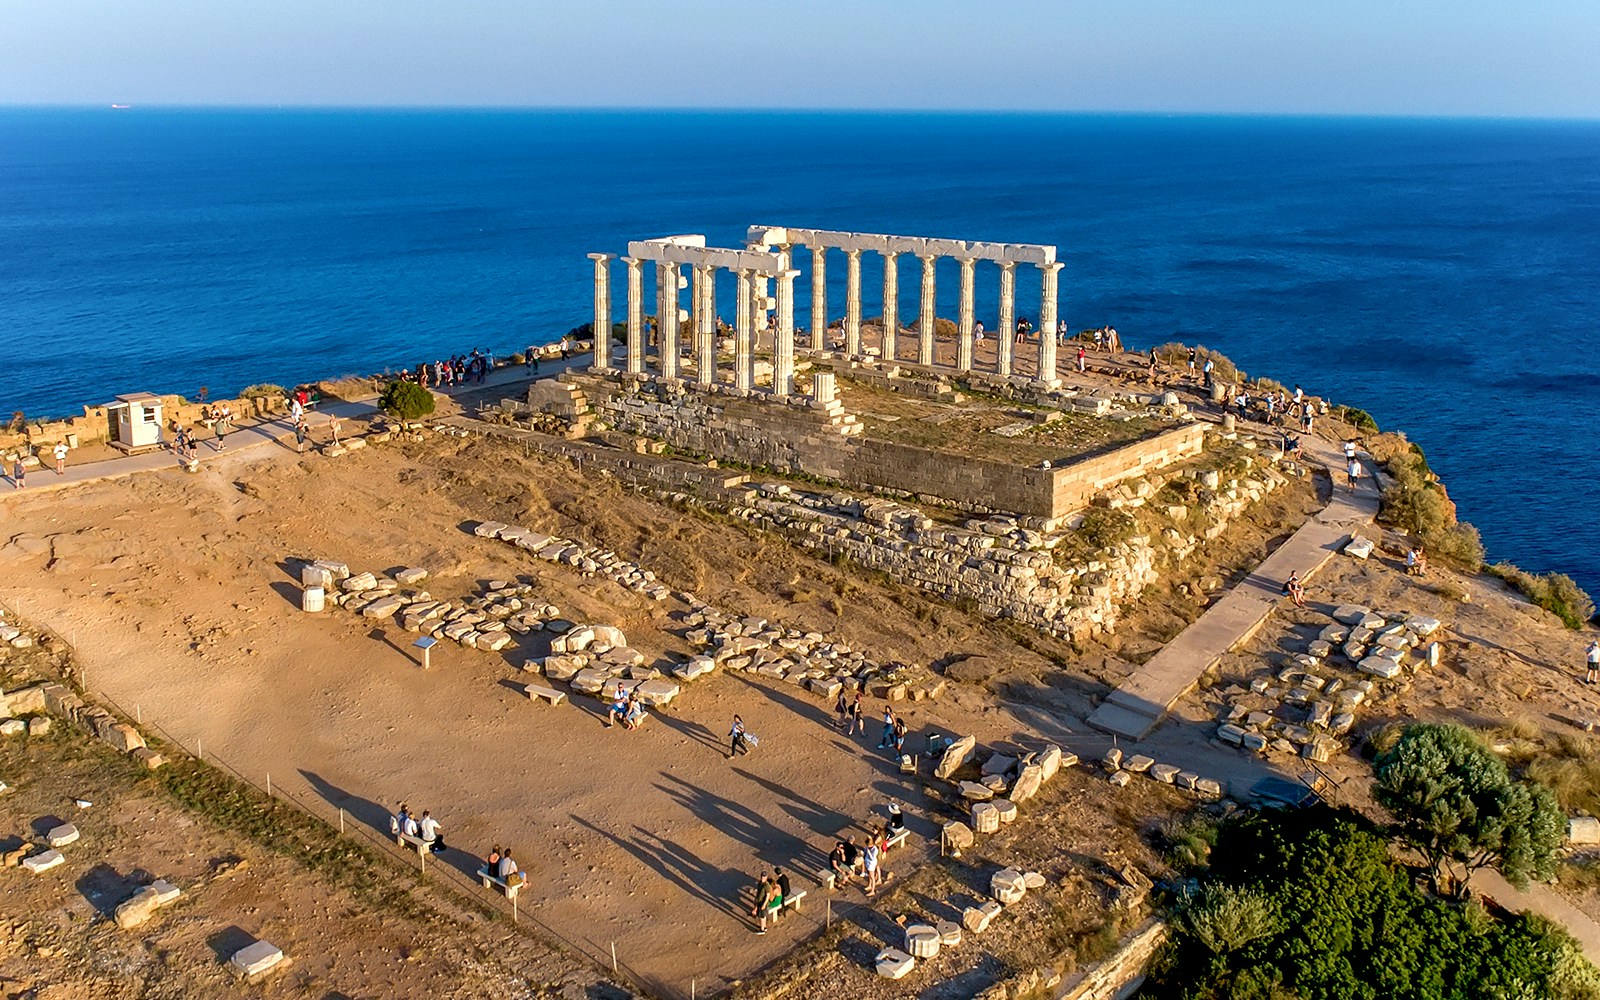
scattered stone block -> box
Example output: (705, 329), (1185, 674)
(971, 801), (1000, 834)
(1217, 723), (1247, 746)
(569, 668), (608, 696)
(934, 734), (977, 780)
(1022, 871), (1046, 890)
(1108, 770), (1131, 787)
(230, 940), (286, 979)
(0, 720), (24, 737)
(982, 754), (1018, 776)
(1009, 764), (1043, 803)
(1175, 771), (1200, 790)
(1406, 615), (1442, 637)
(362, 595), (404, 619)
(963, 901), (1002, 933)
(635, 678), (681, 707)
(1333, 605), (1371, 625)
(942, 821), (975, 850)
(1425, 642), (1442, 667)
(904, 924), (942, 959)
(993, 799), (1018, 824)
(102, 723), (145, 753)
(980, 773), (1009, 792)
(1570, 816), (1600, 846)
(1303, 737), (1335, 763)
(1150, 763), (1180, 783)
(2, 844), (26, 867)
(1195, 778), (1224, 799)
(300, 586), (325, 613)
(959, 781), (995, 801)
(1358, 657), (1403, 680)
(876, 947), (915, 979)
(1308, 702), (1333, 728)
(540, 654), (587, 681)
(808, 676), (841, 699)
(21, 849), (64, 874)
(1343, 535), (1375, 560)
(473, 521), (508, 538)
(300, 564), (334, 589)
(936, 920), (963, 947)
(1037, 744), (1064, 781)
(46, 823), (79, 847)
(1242, 733), (1269, 752)
(992, 868), (1028, 905)
(1307, 640), (1332, 659)
(1123, 754), (1154, 773)
(1102, 746), (1123, 771)
(28, 717), (49, 737)
(340, 572), (377, 593)
(395, 567), (429, 585)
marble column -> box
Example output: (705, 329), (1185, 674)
(881, 252), (899, 362)
(624, 257), (644, 375)
(917, 253), (937, 367)
(1037, 261), (1063, 386)
(657, 262), (680, 379)
(735, 268), (754, 391)
(956, 257), (976, 372)
(997, 261), (1016, 377)
(844, 249), (863, 356)
(774, 269), (797, 396)
(694, 264), (715, 386)
(809, 246), (827, 350)
(588, 253), (613, 370)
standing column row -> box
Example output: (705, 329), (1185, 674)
(881, 253), (899, 363)
(657, 262), (681, 379)
(997, 261), (1016, 377)
(624, 257), (644, 375)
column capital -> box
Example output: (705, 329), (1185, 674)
(588, 252), (615, 262)
(918, 252), (938, 263)
(1038, 261), (1064, 276)
(623, 256), (643, 267)
(844, 247), (863, 259)
(999, 259), (1018, 272)
(959, 256), (976, 270)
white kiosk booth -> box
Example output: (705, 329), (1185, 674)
(104, 393), (165, 453)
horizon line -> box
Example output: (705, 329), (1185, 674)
(3, 102), (1599, 124)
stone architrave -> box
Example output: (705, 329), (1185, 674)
(917, 253), (937, 366)
(657, 262), (680, 379)
(589, 253), (613, 370)
(956, 257), (976, 372)
(809, 245), (827, 349)
(773, 269), (798, 396)
(844, 249), (863, 356)
(624, 257), (645, 375)
(934, 733), (977, 779)
(881, 251), (900, 362)
(1037, 261), (1062, 386)
(997, 261), (1016, 376)
(734, 268), (754, 390)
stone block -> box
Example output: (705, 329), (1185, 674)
(1570, 816), (1600, 846)
(980, 773), (1009, 791)
(230, 940), (285, 979)
(28, 716), (49, 737)
(1037, 744), (1064, 781)
(300, 564), (334, 589)
(982, 754), (1018, 776)
(1176, 771), (1200, 790)
(1425, 642), (1442, 667)
(362, 595), (404, 619)
(1102, 746), (1123, 771)
(1217, 723), (1247, 746)
(992, 868), (1028, 905)
(876, 947), (915, 979)
(1307, 640), (1332, 659)
(312, 560), (350, 580)
(1108, 770), (1131, 787)
(1358, 657), (1403, 680)
(395, 567), (429, 585)
(936, 920), (963, 947)
(1009, 764), (1043, 803)
(1195, 778), (1224, 799)
(340, 571), (377, 593)
(300, 586), (326, 613)
(1343, 535), (1375, 560)
(904, 924), (942, 959)
(963, 901), (1002, 933)
(934, 734), (976, 780)
(115, 887), (164, 929)
(1242, 733), (1268, 752)
(96, 723), (144, 754)
(540, 654), (587, 681)
(0, 719), (24, 737)
(959, 780), (995, 801)
(635, 678), (681, 707)
(1149, 763), (1180, 783)
(994, 798), (1018, 824)
(1333, 605), (1371, 625)
(473, 521), (508, 538)
(1407, 615), (1442, 637)
(2, 844), (27, 867)
(46, 823), (79, 847)
(1303, 737), (1335, 763)
(942, 821), (975, 850)
(569, 668), (608, 696)
(21, 849), (64, 873)
(1124, 754), (1155, 773)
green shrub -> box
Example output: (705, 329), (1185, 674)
(378, 380), (436, 421)
(1377, 441), (1483, 571)
(1490, 563), (1596, 629)
(1335, 405), (1379, 433)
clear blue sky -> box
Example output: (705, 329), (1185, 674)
(3, 1), (1596, 117)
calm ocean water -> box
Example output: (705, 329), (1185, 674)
(3, 109), (1599, 590)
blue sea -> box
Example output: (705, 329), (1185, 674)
(3, 109), (1599, 592)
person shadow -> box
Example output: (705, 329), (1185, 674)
(300, 768), (485, 880)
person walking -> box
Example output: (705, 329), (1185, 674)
(11, 457), (24, 489)
(294, 414), (308, 454)
(1586, 640), (1599, 686)
(834, 689), (850, 731)
(862, 840), (881, 896)
(1077, 345), (1086, 372)
(876, 706), (895, 749)
(1346, 457), (1362, 493)
(560, 335), (571, 360)
(729, 714), (750, 758)
(213, 411), (228, 451)
(848, 693), (864, 736)
(52, 441), (67, 476)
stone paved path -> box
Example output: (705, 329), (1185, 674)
(1087, 433), (1381, 740)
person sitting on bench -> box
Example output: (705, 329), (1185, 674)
(829, 841), (853, 886)
(418, 809), (445, 854)
(887, 802), (906, 836)
(606, 693), (628, 728)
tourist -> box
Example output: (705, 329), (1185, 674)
(862, 840), (882, 896)
(623, 690), (645, 730)
(328, 415), (343, 446)
(774, 867), (792, 918)
(214, 408), (228, 451)
(294, 414), (308, 454)
(1406, 546), (1422, 576)
(841, 835), (862, 879)
(1202, 357), (1215, 388)
(496, 847), (518, 879)
(560, 335), (571, 360)
(752, 872), (781, 934)
(1302, 409), (1315, 434)
(1346, 457), (1362, 493)
(1282, 571), (1306, 608)
(887, 801), (906, 835)
(10, 457), (22, 489)
(1344, 439), (1357, 463)
(1093, 328), (1104, 351)
(1187, 348), (1197, 376)
(877, 706), (895, 749)
(289, 395), (304, 424)
(729, 714), (750, 758)
(849, 693), (864, 736)
(892, 716), (907, 754)
(487, 845), (501, 873)
(829, 841), (853, 886)
(1057, 318), (1069, 345)
(418, 809), (445, 853)
(52, 441), (67, 476)
(1236, 391), (1249, 419)
(1077, 345), (1086, 372)
(974, 320), (985, 344)
(390, 803), (411, 837)
(834, 689), (850, 730)
(1587, 641), (1599, 685)
(606, 691), (628, 728)
(1265, 393), (1278, 424)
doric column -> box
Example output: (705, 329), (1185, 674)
(997, 261), (1016, 377)
(917, 253), (937, 366)
(774, 269), (798, 396)
(956, 257), (976, 372)
(809, 246), (826, 350)
(624, 257), (644, 375)
(844, 249), (863, 356)
(694, 264), (715, 385)
(1037, 261), (1063, 387)
(588, 253), (613, 370)
(657, 262), (680, 379)
(881, 252), (899, 363)
(735, 268), (754, 390)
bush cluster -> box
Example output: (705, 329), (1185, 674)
(378, 380), (436, 421)
(1150, 342), (1245, 383)
(1140, 806), (1600, 1000)
(1374, 432), (1485, 571)
(1489, 562), (1596, 629)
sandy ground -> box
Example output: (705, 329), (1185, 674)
(0, 430), (1131, 998)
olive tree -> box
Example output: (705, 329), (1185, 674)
(378, 380), (435, 422)
(1374, 723), (1565, 897)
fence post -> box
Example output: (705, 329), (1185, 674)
(339, 808), (345, 834)
(611, 942), (617, 973)
(266, 773), (271, 798)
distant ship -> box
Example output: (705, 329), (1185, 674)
(110, 104), (130, 110)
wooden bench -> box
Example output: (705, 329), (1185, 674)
(523, 683), (567, 706)
(477, 866), (521, 900)
(395, 832), (435, 856)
